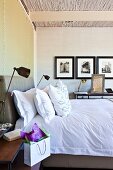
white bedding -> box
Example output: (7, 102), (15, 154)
(15, 99), (113, 157)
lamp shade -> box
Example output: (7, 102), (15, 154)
(43, 75), (50, 80)
(37, 75), (50, 87)
(78, 79), (87, 92)
(14, 67), (30, 78)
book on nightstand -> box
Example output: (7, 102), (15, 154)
(3, 129), (21, 141)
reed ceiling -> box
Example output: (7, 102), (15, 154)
(19, 0), (113, 28)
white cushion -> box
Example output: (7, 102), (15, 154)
(48, 85), (71, 117)
(56, 79), (69, 99)
(34, 89), (55, 123)
(13, 88), (37, 126)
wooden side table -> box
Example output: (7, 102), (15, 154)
(0, 138), (23, 170)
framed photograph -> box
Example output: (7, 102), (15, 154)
(91, 74), (105, 93)
(76, 56), (95, 79)
(97, 56), (113, 79)
(55, 56), (74, 79)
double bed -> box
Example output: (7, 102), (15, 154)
(1, 75), (113, 169)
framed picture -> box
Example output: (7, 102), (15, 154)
(97, 56), (113, 79)
(91, 74), (105, 93)
(76, 56), (95, 79)
(55, 56), (74, 79)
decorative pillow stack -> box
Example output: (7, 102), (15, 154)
(13, 80), (71, 126)
(34, 89), (55, 123)
(13, 88), (37, 126)
(48, 80), (71, 117)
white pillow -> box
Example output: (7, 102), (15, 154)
(48, 85), (71, 117)
(34, 89), (55, 123)
(56, 79), (69, 99)
(13, 88), (37, 126)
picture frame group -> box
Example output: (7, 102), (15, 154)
(55, 56), (113, 79)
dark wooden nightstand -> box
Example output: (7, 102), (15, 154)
(0, 138), (23, 170)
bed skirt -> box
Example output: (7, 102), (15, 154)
(42, 154), (113, 169)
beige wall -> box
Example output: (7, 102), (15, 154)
(35, 27), (113, 92)
(0, 0), (34, 76)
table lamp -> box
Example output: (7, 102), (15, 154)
(78, 79), (87, 92)
(0, 67), (30, 129)
(37, 75), (50, 87)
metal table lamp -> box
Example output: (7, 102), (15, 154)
(78, 79), (87, 92)
(0, 67), (30, 130)
(37, 75), (50, 87)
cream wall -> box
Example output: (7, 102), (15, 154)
(0, 0), (34, 76)
(35, 27), (113, 92)
(0, 1), (4, 74)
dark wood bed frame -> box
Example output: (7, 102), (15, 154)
(1, 75), (113, 169)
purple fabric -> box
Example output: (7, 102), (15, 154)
(20, 123), (46, 142)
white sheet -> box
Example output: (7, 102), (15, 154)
(16, 99), (113, 157)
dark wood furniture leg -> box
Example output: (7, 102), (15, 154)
(8, 163), (12, 170)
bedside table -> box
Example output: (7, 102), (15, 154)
(0, 138), (23, 170)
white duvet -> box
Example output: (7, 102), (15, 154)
(16, 99), (113, 157)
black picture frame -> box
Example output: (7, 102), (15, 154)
(55, 56), (74, 79)
(76, 56), (95, 79)
(97, 56), (113, 79)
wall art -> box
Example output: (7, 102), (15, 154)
(76, 56), (95, 79)
(97, 56), (113, 79)
(91, 74), (105, 93)
(55, 56), (74, 79)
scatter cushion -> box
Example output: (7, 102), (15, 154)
(56, 79), (69, 99)
(48, 85), (71, 117)
(34, 89), (55, 123)
(13, 88), (37, 126)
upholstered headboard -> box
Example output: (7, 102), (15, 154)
(0, 76), (34, 125)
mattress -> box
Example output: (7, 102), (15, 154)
(15, 99), (113, 157)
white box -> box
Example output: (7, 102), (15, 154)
(24, 133), (50, 167)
